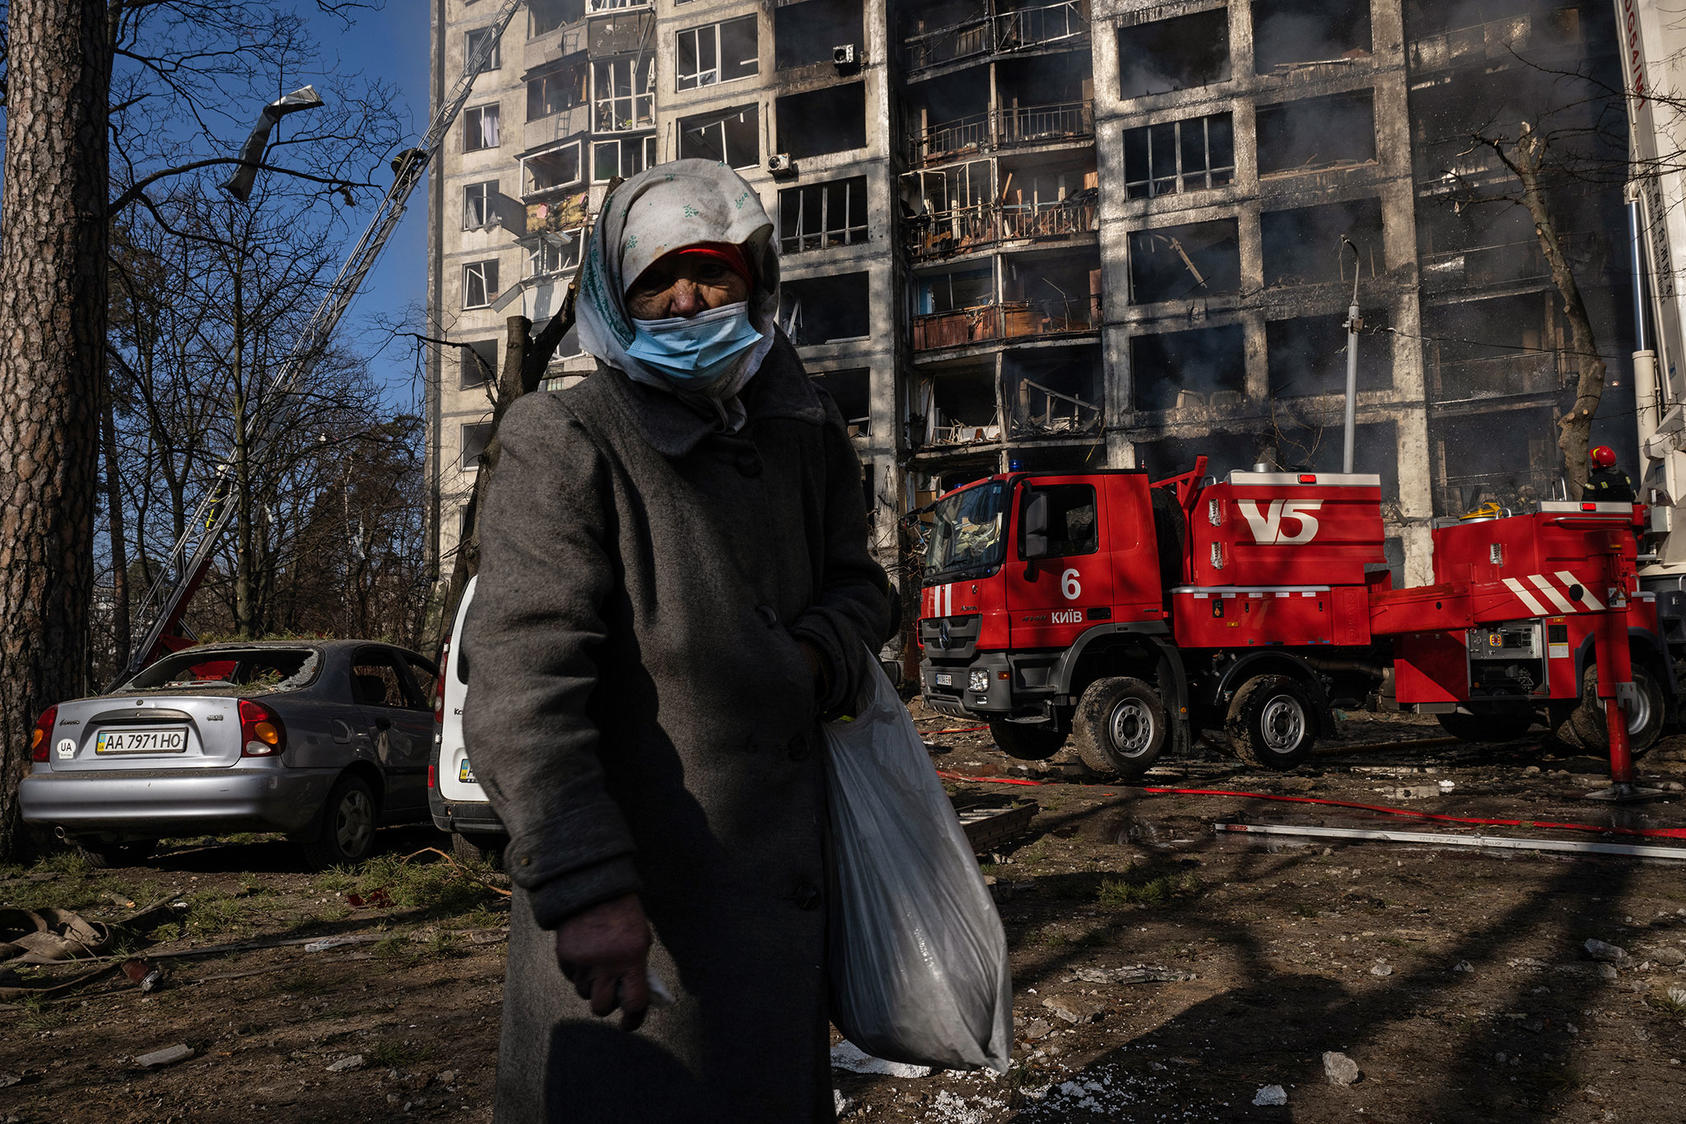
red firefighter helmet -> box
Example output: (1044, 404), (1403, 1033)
(1590, 445), (1617, 468)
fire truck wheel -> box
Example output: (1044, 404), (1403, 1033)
(1569, 664), (1666, 758)
(1227, 675), (1317, 770)
(988, 721), (1066, 760)
(1434, 709), (1535, 744)
(1072, 676), (1167, 779)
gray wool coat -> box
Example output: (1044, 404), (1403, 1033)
(463, 333), (890, 1123)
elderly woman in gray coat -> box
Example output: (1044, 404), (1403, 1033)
(463, 159), (891, 1122)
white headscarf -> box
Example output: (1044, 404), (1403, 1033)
(575, 160), (780, 430)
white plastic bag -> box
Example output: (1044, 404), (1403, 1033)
(824, 656), (1012, 1073)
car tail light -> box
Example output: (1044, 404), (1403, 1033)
(428, 764), (437, 791)
(238, 699), (286, 757)
(434, 640), (450, 724)
(29, 705), (57, 762)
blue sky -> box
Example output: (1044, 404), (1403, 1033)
(304, 1), (435, 410)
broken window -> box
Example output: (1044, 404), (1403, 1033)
(776, 82), (866, 160)
(593, 134), (656, 181)
(904, 69), (991, 164)
(1256, 90), (1375, 176)
(528, 228), (584, 278)
(994, 53), (1093, 146)
(462, 259), (500, 309)
(586, 0), (648, 11)
(901, 161), (994, 257)
(1260, 197), (1383, 287)
(778, 272), (871, 345)
(464, 104), (500, 152)
(528, 59), (586, 119)
(1006, 347), (1102, 437)
(1117, 10), (1230, 98)
(529, 0), (581, 37)
(1000, 254), (1101, 336)
(1416, 201), (1544, 291)
(913, 265), (997, 348)
(461, 421), (494, 472)
(1273, 417), (1398, 496)
(1127, 219), (1240, 303)
(809, 367), (871, 437)
(1130, 324), (1245, 412)
(910, 367), (1001, 447)
(521, 140), (583, 196)
(592, 56), (654, 132)
(775, 0), (863, 69)
(465, 25), (503, 74)
(996, 159), (1098, 240)
(1251, 0), (1370, 73)
(1423, 293), (1562, 402)
(779, 176), (869, 254)
(677, 15), (758, 90)
(1432, 407), (1555, 515)
(1267, 314), (1393, 398)
(460, 339), (498, 390)
(462, 180), (498, 230)
(1123, 113), (1234, 200)
(677, 105), (759, 168)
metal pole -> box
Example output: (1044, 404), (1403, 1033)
(1341, 238), (1361, 473)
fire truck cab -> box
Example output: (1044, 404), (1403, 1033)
(918, 465), (1389, 779)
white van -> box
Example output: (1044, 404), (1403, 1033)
(428, 576), (505, 864)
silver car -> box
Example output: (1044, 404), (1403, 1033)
(21, 640), (437, 867)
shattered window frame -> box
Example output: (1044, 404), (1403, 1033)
(464, 103), (501, 152)
(529, 0), (576, 37)
(521, 140), (584, 196)
(461, 420), (495, 472)
(593, 134), (658, 182)
(527, 59), (586, 119)
(591, 55), (655, 133)
(460, 339), (498, 390)
(462, 259), (500, 310)
(1122, 113), (1234, 200)
(462, 179), (498, 230)
(677, 104), (761, 169)
(464, 25), (503, 74)
(676, 14), (759, 91)
(778, 176), (869, 254)
(527, 227), (585, 279)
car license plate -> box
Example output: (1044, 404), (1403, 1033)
(458, 758), (476, 784)
(95, 726), (188, 754)
(935, 672), (954, 687)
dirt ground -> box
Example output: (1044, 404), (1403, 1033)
(7, 701), (1686, 1123)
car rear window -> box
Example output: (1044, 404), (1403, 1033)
(128, 648), (320, 692)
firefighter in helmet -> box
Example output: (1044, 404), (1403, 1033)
(1584, 445), (1635, 503)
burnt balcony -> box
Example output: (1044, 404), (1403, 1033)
(912, 296), (1098, 352)
(908, 100), (1093, 166)
(904, 193), (1099, 261)
(1010, 377), (1101, 438)
(905, 1), (1089, 78)
(1429, 350), (1568, 403)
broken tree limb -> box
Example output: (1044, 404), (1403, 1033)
(1215, 821), (1686, 861)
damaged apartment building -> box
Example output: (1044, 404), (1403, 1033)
(427, 0), (1631, 585)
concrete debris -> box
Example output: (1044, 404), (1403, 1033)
(0, 1073), (19, 1088)
(833, 1088), (854, 1116)
(1041, 994), (1107, 1024)
(1453, 960), (1474, 973)
(1585, 939), (1631, 965)
(303, 936), (364, 953)
(1652, 947), (1686, 967)
(1073, 964), (1195, 985)
(326, 1054), (367, 1073)
(134, 1044), (194, 1069)
(1253, 1084), (1289, 1106)
(1323, 1051), (1361, 1085)
(829, 1041), (933, 1078)
(1370, 963), (1394, 977)
(1022, 1018), (1053, 1041)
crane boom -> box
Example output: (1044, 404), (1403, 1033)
(116, 0), (526, 687)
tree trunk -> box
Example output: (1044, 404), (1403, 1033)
(1494, 126), (1606, 498)
(0, 0), (113, 857)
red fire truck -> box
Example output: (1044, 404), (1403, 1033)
(916, 460), (1658, 779)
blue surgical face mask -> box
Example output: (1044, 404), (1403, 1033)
(626, 300), (765, 390)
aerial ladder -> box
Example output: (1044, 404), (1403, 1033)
(113, 0), (526, 687)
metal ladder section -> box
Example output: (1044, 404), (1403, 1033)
(115, 0), (526, 687)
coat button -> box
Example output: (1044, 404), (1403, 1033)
(756, 604), (779, 627)
(787, 734), (811, 761)
(736, 451), (763, 477)
(792, 881), (821, 910)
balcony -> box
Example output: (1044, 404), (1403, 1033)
(1010, 377), (1101, 438)
(1429, 351), (1567, 403)
(586, 0), (649, 12)
(905, 1), (1089, 78)
(905, 192), (1098, 261)
(909, 100), (1092, 166)
(912, 296), (1097, 352)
